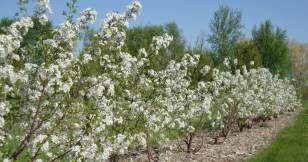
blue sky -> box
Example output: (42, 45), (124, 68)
(1, 0), (308, 44)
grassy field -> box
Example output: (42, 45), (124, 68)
(247, 100), (308, 162)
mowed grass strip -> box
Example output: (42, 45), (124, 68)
(246, 100), (308, 162)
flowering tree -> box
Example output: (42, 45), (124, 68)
(0, 0), (99, 161)
(208, 58), (301, 139)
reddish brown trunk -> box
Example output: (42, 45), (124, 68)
(146, 131), (152, 162)
(184, 133), (194, 153)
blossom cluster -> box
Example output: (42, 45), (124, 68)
(0, 0), (301, 161)
(151, 33), (173, 54)
(205, 59), (301, 136)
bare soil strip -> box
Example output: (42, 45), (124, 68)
(126, 111), (298, 162)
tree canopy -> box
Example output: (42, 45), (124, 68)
(252, 20), (290, 77)
(207, 5), (243, 64)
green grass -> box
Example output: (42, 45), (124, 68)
(246, 100), (308, 162)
